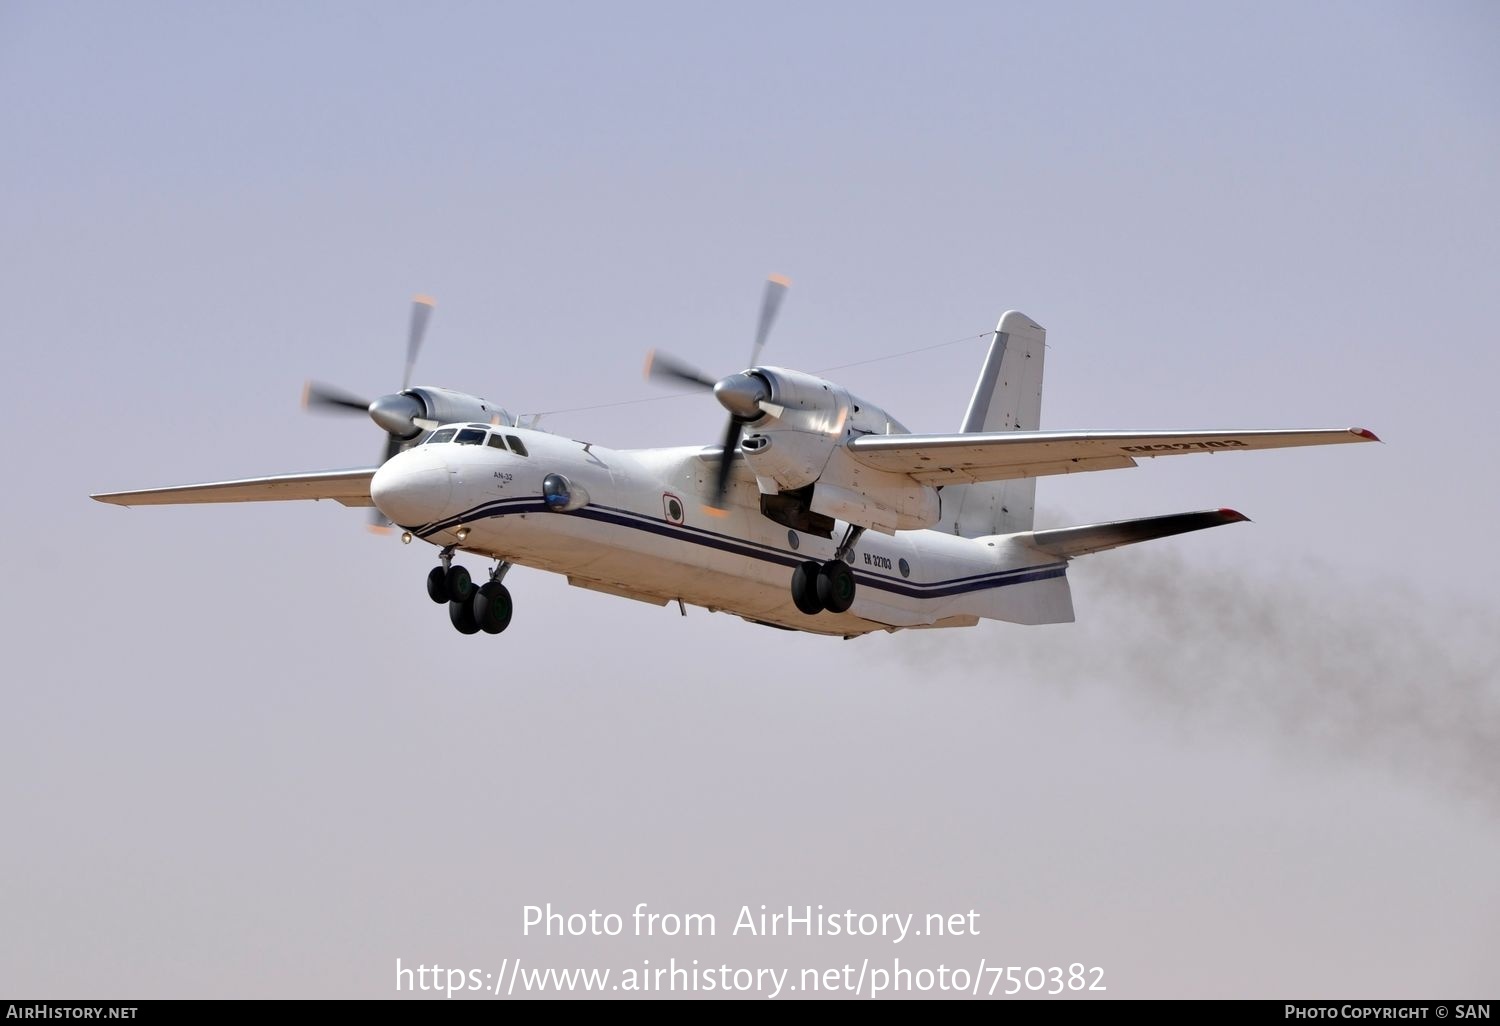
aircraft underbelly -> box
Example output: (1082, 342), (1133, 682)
(446, 502), (1063, 636)
(459, 511), (851, 628)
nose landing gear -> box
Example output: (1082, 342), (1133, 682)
(427, 563), (472, 603)
(472, 579), (513, 635)
(429, 547), (513, 635)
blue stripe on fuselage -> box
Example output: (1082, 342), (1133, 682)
(408, 500), (1066, 599)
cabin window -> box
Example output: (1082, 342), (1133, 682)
(505, 435), (529, 457)
(455, 427), (486, 446)
(486, 434), (509, 452)
(427, 428), (457, 444)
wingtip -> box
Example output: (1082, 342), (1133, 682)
(643, 349), (657, 380)
(767, 273), (791, 288)
(1218, 507), (1251, 523)
(412, 293), (436, 308)
(1352, 427), (1381, 442)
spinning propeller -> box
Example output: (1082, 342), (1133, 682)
(303, 294), (439, 530)
(645, 275), (791, 511)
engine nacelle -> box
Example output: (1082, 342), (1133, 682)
(735, 368), (935, 534)
(810, 472), (940, 534)
(407, 386), (511, 432)
(739, 368), (851, 493)
(369, 386), (511, 440)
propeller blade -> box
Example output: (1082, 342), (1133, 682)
(381, 434), (404, 465)
(367, 435), (406, 533)
(402, 295), (435, 391)
(644, 349), (718, 390)
(303, 293), (436, 535)
(748, 273), (790, 368)
(303, 380), (371, 414)
(366, 435), (408, 534)
(709, 417), (743, 511)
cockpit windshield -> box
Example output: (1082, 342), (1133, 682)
(422, 425), (530, 455)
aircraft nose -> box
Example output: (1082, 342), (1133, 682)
(370, 447), (453, 527)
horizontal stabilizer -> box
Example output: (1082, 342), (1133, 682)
(1025, 508), (1249, 559)
(91, 468), (378, 508)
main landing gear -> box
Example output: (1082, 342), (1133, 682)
(791, 525), (864, 616)
(427, 547), (513, 635)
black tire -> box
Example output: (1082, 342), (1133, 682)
(446, 564), (473, 602)
(449, 595), (481, 634)
(473, 581), (513, 635)
(791, 560), (824, 615)
(816, 559), (856, 614)
(426, 566), (449, 604)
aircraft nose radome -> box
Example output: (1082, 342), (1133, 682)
(370, 449), (453, 527)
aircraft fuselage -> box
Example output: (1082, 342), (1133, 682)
(371, 425), (1071, 637)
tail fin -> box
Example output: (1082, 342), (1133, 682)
(937, 310), (1046, 537)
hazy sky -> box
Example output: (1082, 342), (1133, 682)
(3, 1), (1497, 999)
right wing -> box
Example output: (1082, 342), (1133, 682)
(845, 428), (1379, 485)
(91, 468), (378, 507)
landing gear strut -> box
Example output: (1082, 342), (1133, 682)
(790, 525), (863, 615)
(429, 551), (513, 635)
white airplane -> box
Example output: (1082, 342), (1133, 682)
(92, 280), (1378, 638)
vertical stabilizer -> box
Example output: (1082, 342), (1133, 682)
(937, 310), (1046, 537)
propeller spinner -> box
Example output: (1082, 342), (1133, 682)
(645, 275), (790, 510)
(303, 294), (437, 530)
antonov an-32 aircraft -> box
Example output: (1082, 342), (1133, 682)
(93, 279), (1378, 638)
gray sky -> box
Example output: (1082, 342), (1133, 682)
(3, 0), (1497, 999)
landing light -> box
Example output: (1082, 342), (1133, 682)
(456, 527), (470, 541)
(401, 531), (412, 544)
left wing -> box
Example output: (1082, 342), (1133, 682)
(91, 468), (378, 507)
(844, 428), (1378, 484)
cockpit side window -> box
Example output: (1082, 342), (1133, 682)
(486, 434), (509, 452)
(455, 428), (486, 445)
(427, 428), (457, 445)
(505, 435), (529, 457)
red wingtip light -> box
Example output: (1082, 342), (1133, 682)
(1218, 508), (1251, 523)
(1353, 428), (1381, 441)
